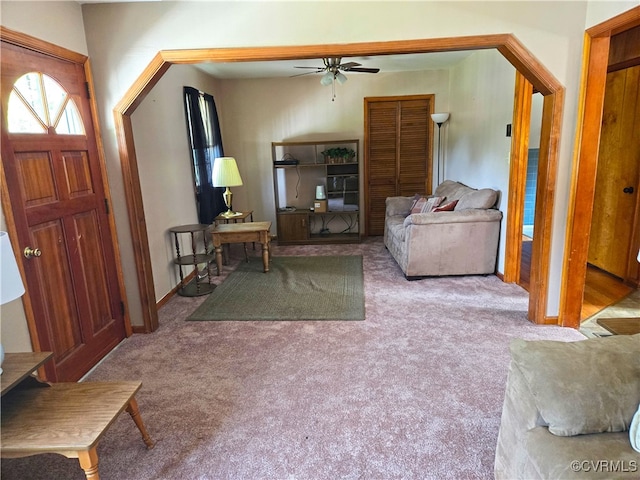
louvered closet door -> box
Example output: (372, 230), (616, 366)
(364, 95), (433, 236)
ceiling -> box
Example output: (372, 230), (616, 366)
(193, 51), (475, 80)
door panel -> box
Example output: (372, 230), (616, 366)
(588, 65), (640, 280)
(1, 40), (125, 381)
(365, 96), (432, 235)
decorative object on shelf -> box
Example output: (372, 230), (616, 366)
(321, 147), (356, 164)
(431, 112), (450, 185)
(212, 157), (243, 218)
(0, 231), (26, 374)
(315, 185), (326, 200)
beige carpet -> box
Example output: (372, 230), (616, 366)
(1, 238), (585, 480)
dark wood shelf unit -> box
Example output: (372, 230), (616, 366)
(272, 140), (360, 245)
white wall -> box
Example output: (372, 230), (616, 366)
(217, 69), (451, 224)
(447, 49), (516, 274)
(131, 65), (223, 301)
(0, 1), (88, 352)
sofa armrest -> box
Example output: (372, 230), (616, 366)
(386, 196), (414, 217)
(404, 209), (502, 227)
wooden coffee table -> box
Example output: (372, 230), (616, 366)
(211, 221), (272, 275)
(1, 352), (155, 480)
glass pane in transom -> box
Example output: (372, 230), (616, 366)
(56, 100), (84, 135)
(14, 73), (47, 125)
(7, 91), (46, 133)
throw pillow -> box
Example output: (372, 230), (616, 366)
(410, 196), (428, 214)
(420, 196), (444, 213)
(510, 334), (640, 437)
(455, 188), (498, 210)
(434, 199), (458, 212)
(409, 193), (423, 212)
(631, 403), (640, 452)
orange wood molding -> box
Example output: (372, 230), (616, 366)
(504, 71), (533, 285)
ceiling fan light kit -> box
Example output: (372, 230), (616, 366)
(293, 57), (379, 100)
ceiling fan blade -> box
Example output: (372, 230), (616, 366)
(290, 71), (322, 78)
(345, 67), (380, 73)
(294, 66), (324, 70)
(339, 62), (361, 69)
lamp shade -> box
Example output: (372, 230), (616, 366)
(335, 72), (348, 85)
(0, 231), (25, 305)
(212, 157), (243, 187)
(431, 112), (450, 125)
(320, 72), (333, 86)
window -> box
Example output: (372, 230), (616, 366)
(8, 72), (84, 135)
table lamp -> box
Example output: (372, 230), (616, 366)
(0, 231), (26, 374)
(212, 157), (243, 218)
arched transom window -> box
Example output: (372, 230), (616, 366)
(8, 72), (84, 135)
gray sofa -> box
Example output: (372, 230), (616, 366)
(384, 180), (502, 278)
(495, 334), (640, 479)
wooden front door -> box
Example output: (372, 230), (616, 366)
(588, 65), (640, 281)
(364, 95), (434, 236)
(1, 41), (126, 381)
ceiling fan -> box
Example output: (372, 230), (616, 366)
(292, 57), (380, 86)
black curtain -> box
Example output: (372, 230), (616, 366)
(183, 86), (226, 224)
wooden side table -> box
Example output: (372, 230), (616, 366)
(214, 210), (253, 225)
(169, 224), (215, 296)
(211, 221), (272, 275)
(1, 352), (155, 480)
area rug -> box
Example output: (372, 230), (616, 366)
(188, 255), (365, 321)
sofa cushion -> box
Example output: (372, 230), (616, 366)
(510, 334), (640, 437)
(454, 188), (498, 210)
(434, 180), (475, 201)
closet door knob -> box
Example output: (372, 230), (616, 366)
(623, 186), (634, 194)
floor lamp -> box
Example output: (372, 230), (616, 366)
(431, 113), (450, 185)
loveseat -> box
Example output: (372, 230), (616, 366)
(384, 180), (502, 278)
(495, 334), (640, 479)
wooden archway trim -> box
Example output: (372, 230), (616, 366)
(560, 6), (640, 328)
(114, 34), (564, 332)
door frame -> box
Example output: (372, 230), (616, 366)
(0, 27), (132, 352)
(114, 34), (563, 331)
(560, 6), (640, 328)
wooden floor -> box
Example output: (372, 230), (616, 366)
(518, 236), (634, 321)
(581, 264), (634, 321)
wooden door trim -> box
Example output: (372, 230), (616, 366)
(503, 72), (533, 284)
(0, 26), (133, 343)
(115, 33), (562, 330)
(560, 6), (640, 328)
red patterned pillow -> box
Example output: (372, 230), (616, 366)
(434, 199), (458, 212)
(410, 196), (427, 214)
(409, 193), (424, 213)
